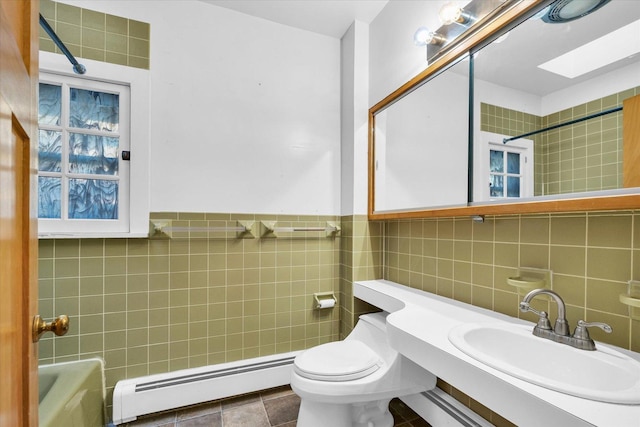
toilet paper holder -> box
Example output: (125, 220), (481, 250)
(314, 292), (337, 309)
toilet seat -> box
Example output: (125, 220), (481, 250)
(294, 340), (382, 382)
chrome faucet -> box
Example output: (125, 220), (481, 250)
(519, 288), (612, 351)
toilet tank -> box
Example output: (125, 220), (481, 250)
(346, 312), (396, 362)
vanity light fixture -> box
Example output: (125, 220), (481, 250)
(414, 0), (505, 63)
(413, 26), (447, 46)
(438, 2), (473, 26)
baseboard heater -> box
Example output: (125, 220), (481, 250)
(402, 388), (494, 427)
(112, 351), (301, 425)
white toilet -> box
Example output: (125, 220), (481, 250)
(290, 312), (436, 427)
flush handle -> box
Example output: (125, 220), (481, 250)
(32, 314), (69, 343)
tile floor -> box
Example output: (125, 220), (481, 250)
(122, 385), (431, 427)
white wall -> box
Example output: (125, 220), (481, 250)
(341, 21), (370, 216)
(60, 0), (341, 215)
(369, 0), (453, 106)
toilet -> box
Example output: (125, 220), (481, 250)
(290, 312), (436, 427)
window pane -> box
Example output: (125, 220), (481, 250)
(69, 88), (119, 132)
(507, 152), (520, 174)
(490, 150), (504, 172)
(507, 176), (521, 197)
(38, 177), (61, 218)
(68, 179), (118, 219)
(69, 133), (119, 175)
(490, 175), (503, 197)
(39, 83), (61, 125)
(38, 130), (62, 172)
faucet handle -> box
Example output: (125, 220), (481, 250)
(573, 320), (612, 340)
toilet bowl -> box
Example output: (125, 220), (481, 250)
(291, 312), (436, 427)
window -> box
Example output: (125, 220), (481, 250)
(39, 52), (150, 238)
(38, 73), (130, 233)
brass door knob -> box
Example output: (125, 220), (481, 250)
(32, 315), (69, 343)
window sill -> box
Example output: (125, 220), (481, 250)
(38, 232), (149, 239)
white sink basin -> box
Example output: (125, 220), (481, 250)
(448, 322), (640, 404)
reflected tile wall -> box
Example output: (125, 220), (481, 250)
(38, 212), (341, 411)
(481, 86), (640, 197)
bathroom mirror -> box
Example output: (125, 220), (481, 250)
(369, 0), (640, 219)
(372, 56), (470, 213)
(472, 0), (640, 204)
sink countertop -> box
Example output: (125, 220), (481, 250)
(354, 279), (640, 427)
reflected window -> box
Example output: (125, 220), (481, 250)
(477, 131), (533, 202)
(489, 148), (521, 198)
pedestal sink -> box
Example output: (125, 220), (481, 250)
(448, 322), (640, 404)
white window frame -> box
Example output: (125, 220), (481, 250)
(39, 52), (150, 238)
(38, 72), (131, 233)
(475, 131), (534, 202)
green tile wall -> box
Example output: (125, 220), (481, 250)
(39, 0), (150, 69)
(481, 86), (640, 197)
(38, 207), (640, 425)
(339, 216), (383, 338)
(38, 212), (341, 412)
(384, 212), (640, 352)
(383, 210), (640, 426)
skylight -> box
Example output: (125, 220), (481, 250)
(537, 19), (640, 78)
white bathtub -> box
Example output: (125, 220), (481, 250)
(39, 359), (105, 427)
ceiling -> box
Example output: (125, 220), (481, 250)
(199, 0), (639, 97)
(200, 0), (389, 39)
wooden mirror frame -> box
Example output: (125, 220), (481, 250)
(368, 0), (640, 220)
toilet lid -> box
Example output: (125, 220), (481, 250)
(294, 340), (382, 382)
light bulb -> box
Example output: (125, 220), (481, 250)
(413, 27), (431, 46)
(413, 26), (446, 46)
(439, 2), (472, 25)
